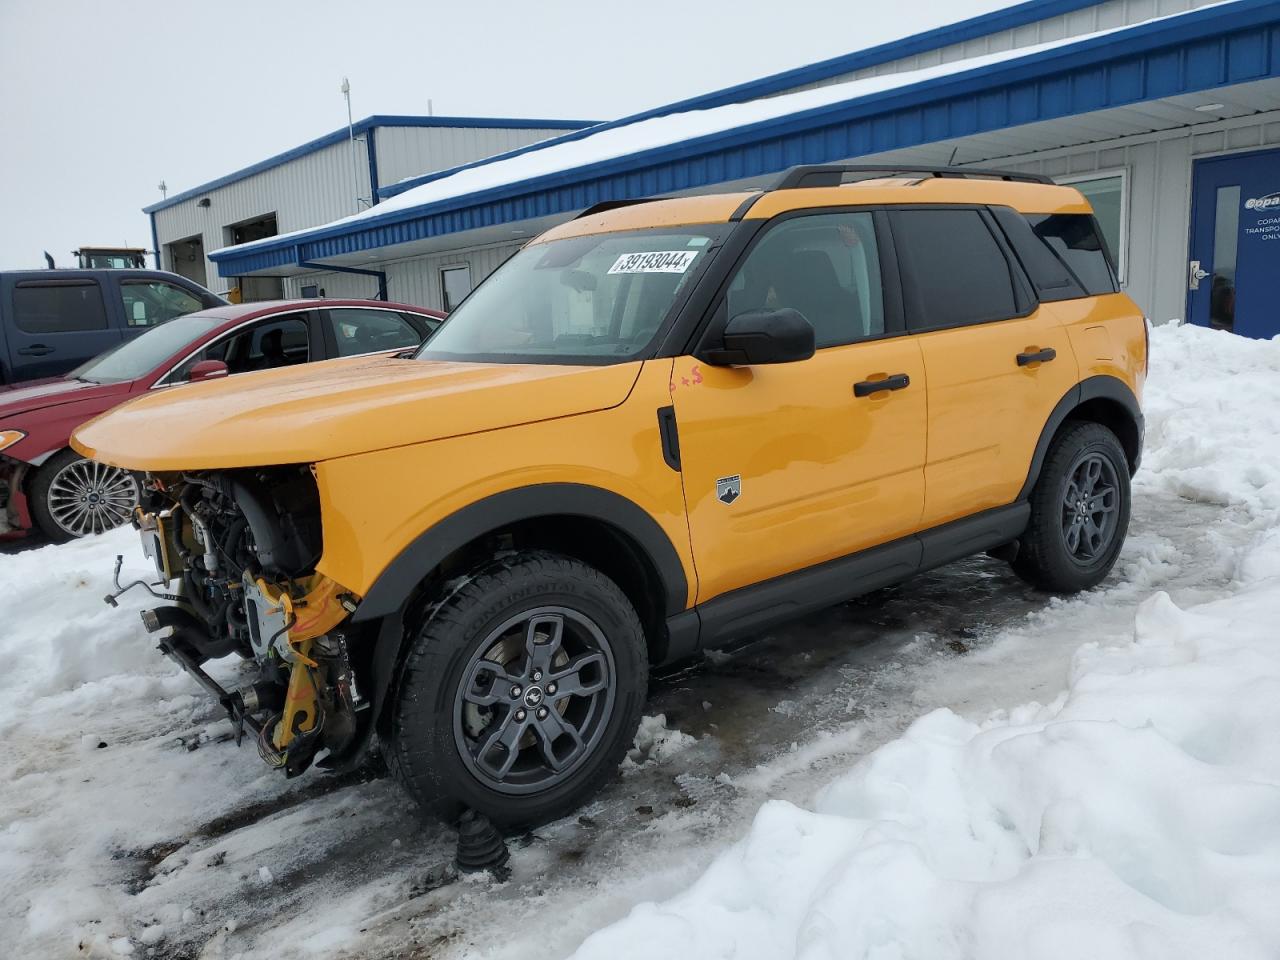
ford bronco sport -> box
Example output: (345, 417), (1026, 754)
(73, 165), (1146, 828)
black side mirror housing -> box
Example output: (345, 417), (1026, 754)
(701, 308), (816, 366)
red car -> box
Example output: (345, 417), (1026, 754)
(0, 299), (444, 541)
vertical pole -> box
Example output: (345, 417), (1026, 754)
(342, 77), (363, 213)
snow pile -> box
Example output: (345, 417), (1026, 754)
(0, 531), (179, 717)
(571, 325), (1280, 960)
(1139, 322), (1280, 522)
(626, 713), (698, 768)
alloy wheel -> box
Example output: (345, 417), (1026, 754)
(453, 605), (617, 795)
(1060, 451), (1120, 564)
(46, 458), (139, 537)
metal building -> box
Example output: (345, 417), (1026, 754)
(146, 115), (595, 301)
(206, 0), (1280, 337)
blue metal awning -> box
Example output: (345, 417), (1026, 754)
(210, 0), (1280, 278)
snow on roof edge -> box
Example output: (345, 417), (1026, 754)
(208, 3), (1229, 263)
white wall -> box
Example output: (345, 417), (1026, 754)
(375, 126), (578, 189)
(154, 125), (578, 297)
(154, 138), (369, 297)
(283, 240), (524, 311)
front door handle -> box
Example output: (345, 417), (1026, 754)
(17, 344), (53, 356)
(1016, 347), (1056, 367)
(854, 373), (910, 397)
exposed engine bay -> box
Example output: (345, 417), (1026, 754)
(125, 466), (366, 777)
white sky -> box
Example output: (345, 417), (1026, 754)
(0, 0), (1009, 271)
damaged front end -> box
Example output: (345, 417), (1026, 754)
(115, 465), (367, 777)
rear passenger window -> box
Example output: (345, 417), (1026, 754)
(893, 210), (1018, 330)
(727, 212), (884, 348)
(327, 308), (423, 357)
(1025, 214), (1118, 295)
(13, 281), (108, 333)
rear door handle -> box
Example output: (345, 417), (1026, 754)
(854, 373), (910, 397)
(17, 344), (53, 356)
(1016, 347), (1056, 366)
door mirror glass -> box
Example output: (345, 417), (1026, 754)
(702, 309), (816, 366)
(188, 359), (229, 382)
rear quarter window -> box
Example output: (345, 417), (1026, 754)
(1024, 213), (1119, 296)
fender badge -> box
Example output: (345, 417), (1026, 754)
(716, 475), (741, 505)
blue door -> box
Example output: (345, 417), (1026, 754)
(1187, 147), (1280, 339)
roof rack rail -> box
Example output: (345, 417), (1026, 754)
(771, 164), (1053, 189)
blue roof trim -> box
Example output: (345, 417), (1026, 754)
(377, 0), (1112, 202)
(142, 115), (598, 215)
(617, 0), (1111, 119)
(211, 0), (1280, 278)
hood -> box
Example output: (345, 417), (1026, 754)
(72, 354), (644, 471)
(0, 377), (132, 419)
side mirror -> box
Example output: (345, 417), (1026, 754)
(188, 359), (229, 383)
(701, 308), (816, 366)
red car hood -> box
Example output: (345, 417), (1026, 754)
(0, 378), (133, 418)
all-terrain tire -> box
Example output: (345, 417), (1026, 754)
(1013, 421), (1131, 592)
(387, 550), (647, 829)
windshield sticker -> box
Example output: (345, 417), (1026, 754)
(608, 250), (699, 275)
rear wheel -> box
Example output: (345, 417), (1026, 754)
(387, 551), (647, 829)
(30, 449), (140, 542)
(1013, 421), (1131, 592)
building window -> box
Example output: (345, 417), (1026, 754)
(441, 264), (473, 312)
(1059, 171), (1127, 283)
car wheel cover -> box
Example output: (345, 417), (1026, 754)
(1059, 451), (1121, 565)
(452, 605), (617, 796)
(46, 458), (139, 537)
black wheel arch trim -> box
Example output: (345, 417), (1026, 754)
(1018, 375), (1143, 502)
(350, 483), (690, 624)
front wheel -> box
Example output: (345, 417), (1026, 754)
(387, 551), (648, 829)
(29, 449), (140, 542)
(1013, 421), (1131, 592)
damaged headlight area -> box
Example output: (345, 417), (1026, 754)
(123, 465), (366, 778)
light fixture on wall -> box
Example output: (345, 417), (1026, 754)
(197, 197), (211, 208)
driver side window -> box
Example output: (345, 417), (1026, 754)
(173, 314), (311, 381)
(727, 212), (884, 349)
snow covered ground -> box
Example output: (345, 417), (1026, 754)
(2, 322), (1279, 959)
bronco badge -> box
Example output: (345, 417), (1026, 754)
(716, 475), (741, 505)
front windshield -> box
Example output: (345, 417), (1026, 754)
(72, 314), (221, 383)
(418, 227), (721, 364)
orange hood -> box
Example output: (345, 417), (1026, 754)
(71, 355), (643, 471)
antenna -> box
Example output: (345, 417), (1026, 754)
(157, 180), (168, 200)
(342, 77), (367, 213)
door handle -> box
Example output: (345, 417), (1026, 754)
(854, 373), (910, 397)
(17, 344), (53, 356)
(1189, 260), (1210, 291)
(1016, 347), (1056, 367)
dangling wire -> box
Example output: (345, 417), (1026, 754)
(257, 712), (286, 768)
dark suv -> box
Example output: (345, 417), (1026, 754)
(0, 269), (224, 385)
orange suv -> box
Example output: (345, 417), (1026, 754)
(74, 164), (1146, 828)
